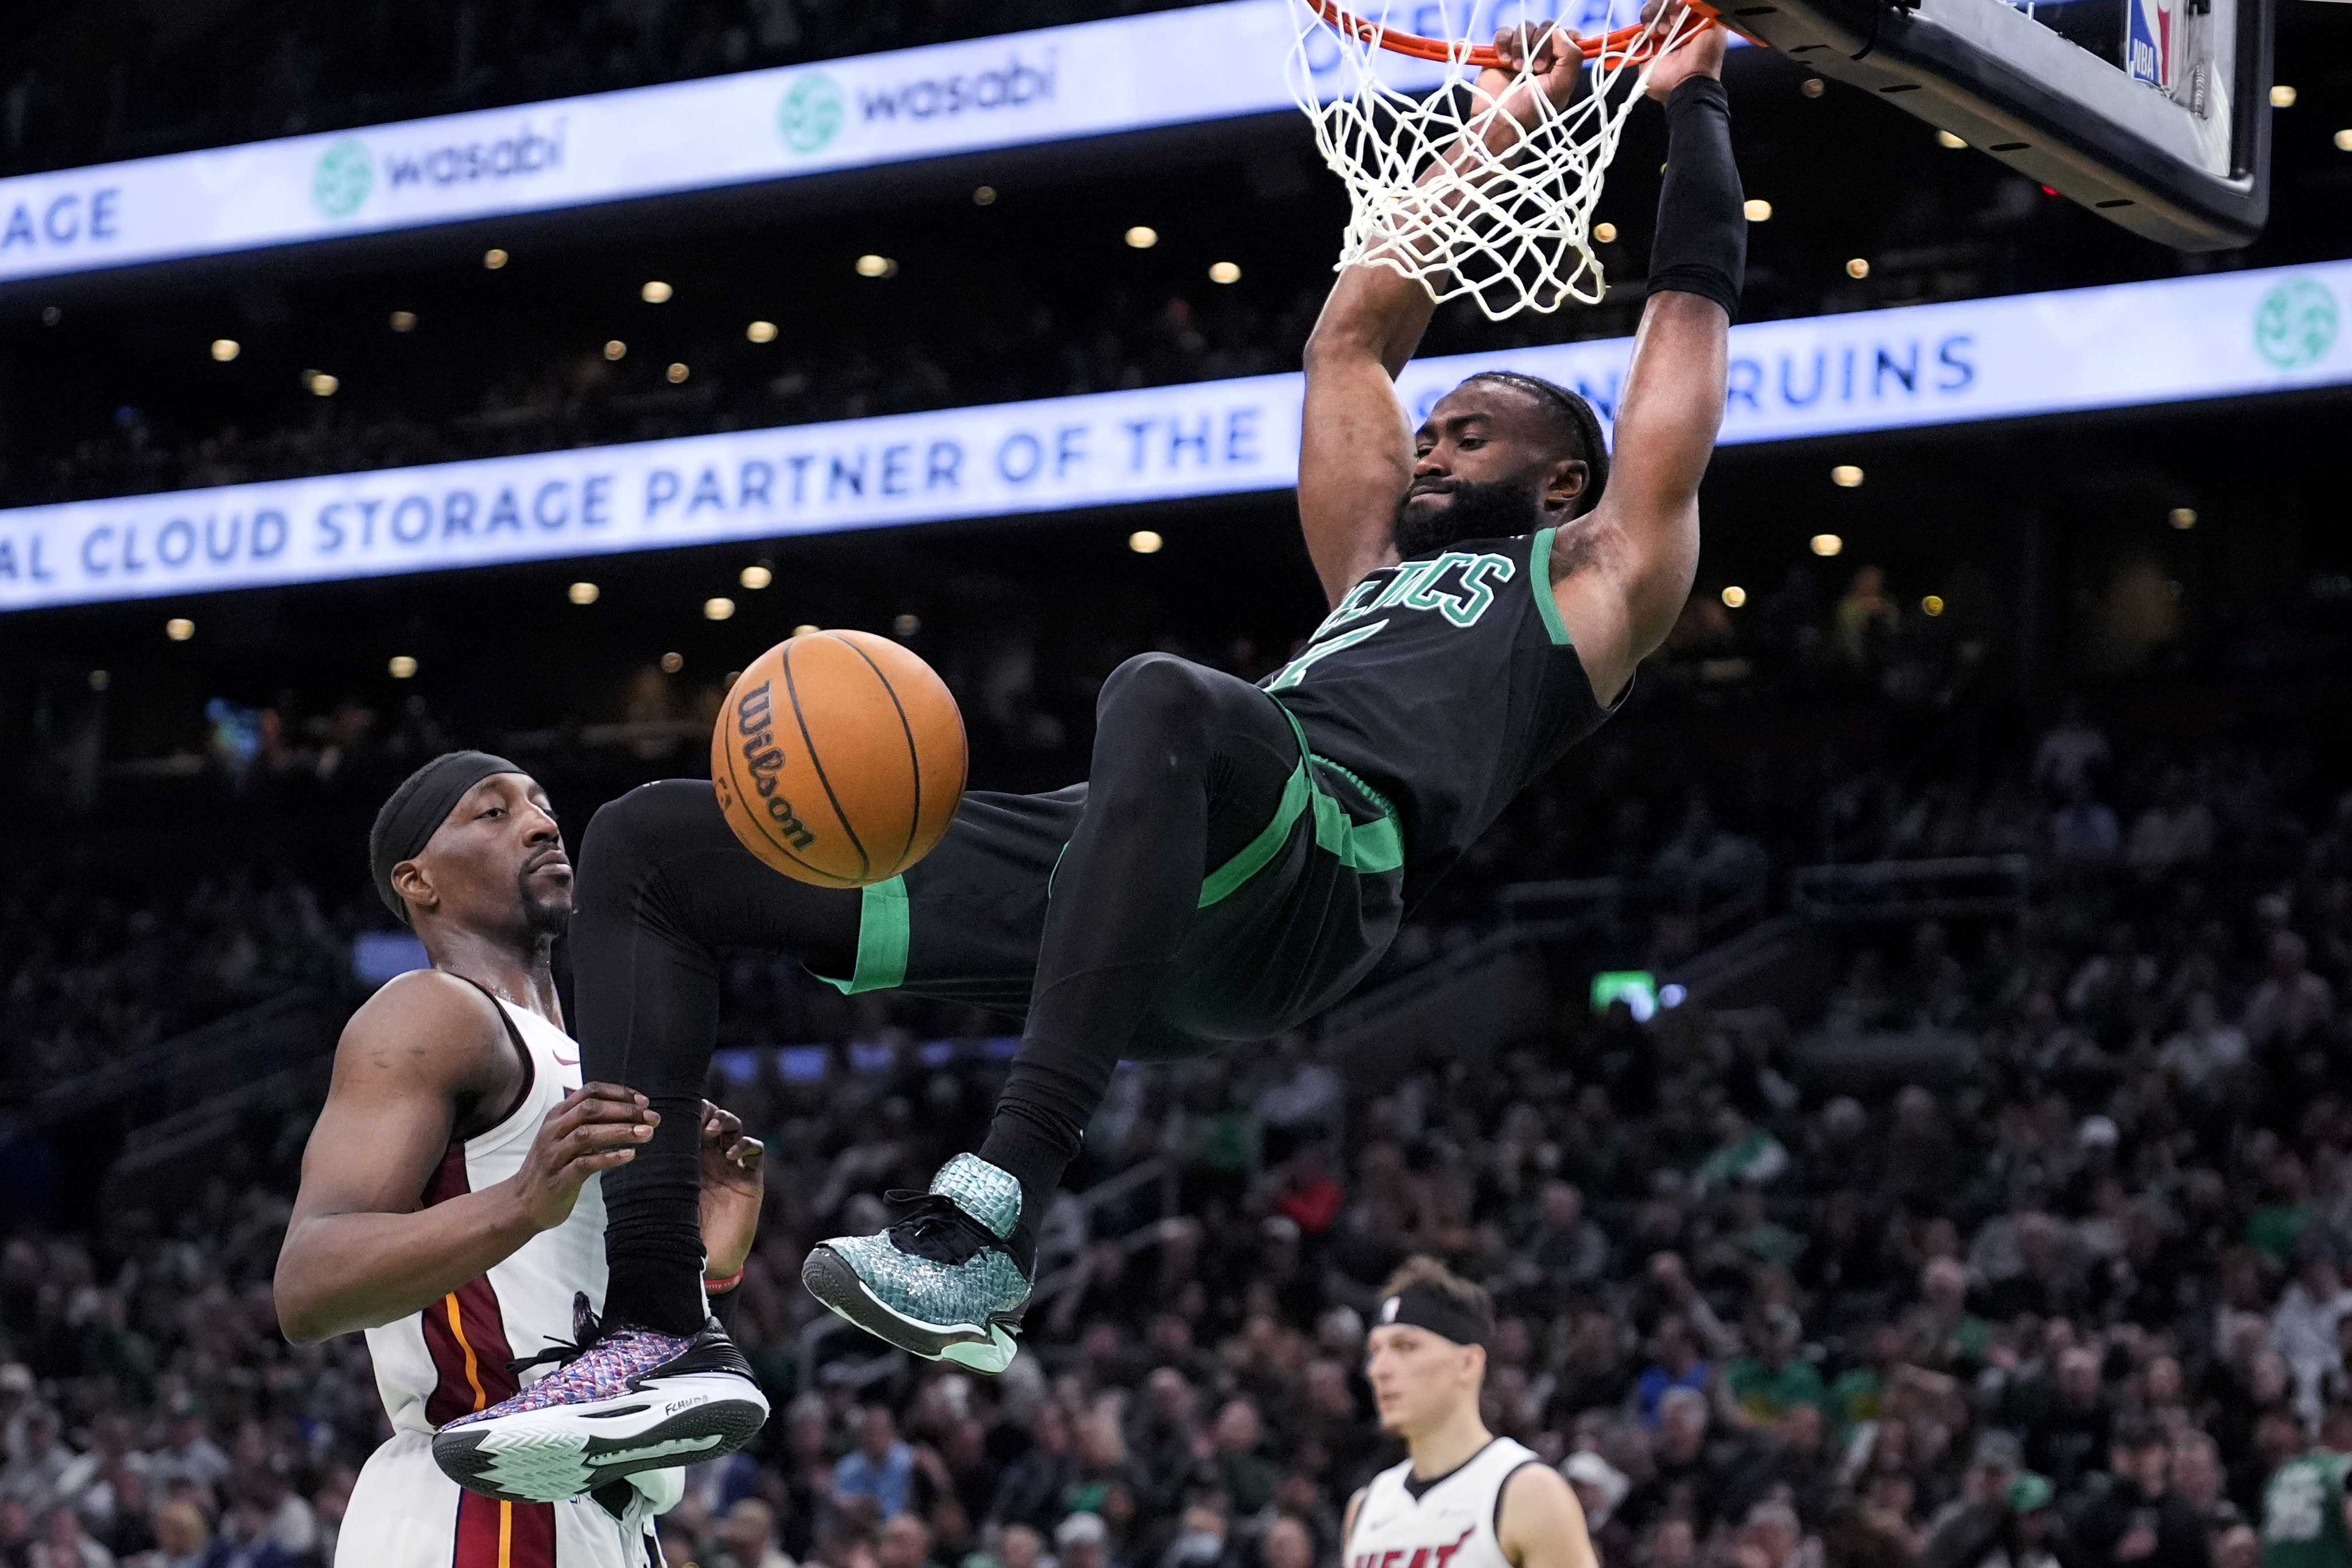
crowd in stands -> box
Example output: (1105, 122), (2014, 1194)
(3, 655), (2351, 1568)
(2, 0), (1222, 180)
(0, 863), (345, 1108)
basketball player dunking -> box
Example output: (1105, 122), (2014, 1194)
(1348, 1259), (1595, 1568)
(437, 9), (1740, 1494)
(274, 752), (773, 1553)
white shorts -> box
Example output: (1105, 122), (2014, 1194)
(337, 1431), (658, 1568)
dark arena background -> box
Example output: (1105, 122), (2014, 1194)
(3, 3), (2352, 1567)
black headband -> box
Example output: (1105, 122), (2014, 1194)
(1377, 1286), (1492, 1350)
(370, 750), (526, 923)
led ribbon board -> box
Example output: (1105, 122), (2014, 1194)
(0, 0), (1681, 286)
(0, 259), (2343, 611)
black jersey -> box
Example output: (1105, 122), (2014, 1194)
(1262, 526), (1620, 909)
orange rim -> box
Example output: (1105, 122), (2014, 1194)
(1306, 0), (1730, 68)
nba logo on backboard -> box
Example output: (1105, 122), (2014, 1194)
(2127, 0), (2175, 90)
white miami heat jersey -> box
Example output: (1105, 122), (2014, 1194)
(1348, 1438), (1545, 1568)
(364, 992), (607, 1438)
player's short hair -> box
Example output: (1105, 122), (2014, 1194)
(1376, 1255), (1496, 1348)
(1458, 370), (1611, 518)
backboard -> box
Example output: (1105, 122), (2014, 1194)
(1726, 0), (2274, 248)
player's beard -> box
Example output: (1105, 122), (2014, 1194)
(517, 863), (572, 937)
(1391, 476), (1544, 557)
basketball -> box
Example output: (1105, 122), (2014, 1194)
(711, 630), (967, 888)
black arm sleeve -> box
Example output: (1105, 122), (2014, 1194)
(1647, 76), (1745, 323)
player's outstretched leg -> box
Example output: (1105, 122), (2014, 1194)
(804, 654), (1299, 1371)
(432, 780), (860, 1497)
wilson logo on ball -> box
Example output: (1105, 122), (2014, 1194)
(733, 681), (817, 851)
(712, 630), (967, 888)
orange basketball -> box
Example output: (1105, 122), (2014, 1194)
(711, 630), (967, 887)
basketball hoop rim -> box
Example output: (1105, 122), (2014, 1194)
(1303, 0), (1736, 67)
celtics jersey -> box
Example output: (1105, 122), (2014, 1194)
(2267, 1453), (2352, 1568)
(1264, 526), (1619, 909)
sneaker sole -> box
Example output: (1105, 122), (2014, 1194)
(801, 1246), (1021, 1374)
(431, 1373), (769, 1504)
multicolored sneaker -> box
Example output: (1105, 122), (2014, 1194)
(431, 1297), (769, 1503)
(802, 1154), (1034, 1374)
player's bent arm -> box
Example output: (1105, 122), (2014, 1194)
(1499, 1464), (1598, 1568)
(273, 975), (650, 1342)
(1298, 26), (1586, 607)
(1551, 290), (1727, 705)
(1298, 268), (1432, 607)
(1341, 1487), (1367, 1557)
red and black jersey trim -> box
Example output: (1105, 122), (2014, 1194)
(453, 1489), (557, 1568)
(417, 1142), (523, 1429)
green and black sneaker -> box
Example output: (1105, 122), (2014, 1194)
(801, 1154), (1033, 1374)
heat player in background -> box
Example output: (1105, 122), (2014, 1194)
(1345, 1257), (1594, 1568)
(273, 751), (770, 1561)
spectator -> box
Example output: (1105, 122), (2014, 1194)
(2157, 994), (2248, 1095)
(2171, 1433), (2238, 1535)
(2035, 701), (2112, 799)
(992, 1406), (1076, 1536)
(1693, 1111), (1791, 1197)
(2125, 768), (2214, 879)
(1515, 1182), (1610, 1296)
(1053, 1513), (1119, 1568)
(2023, 1346), (2114, 1492)
(1633, 1318), (1710, 1427)
(0, 1411), (72, 1516)
(837, 1407), (920, 1522)
(1623, 1386), (1773, 1536)
(2257, 1407), (2352, 1568)
(143, 1402), (231, 1497)
(1987, 1473), (2067, 1568)
(2052, 778), (2123, 867)
(29, 1506), (113, 1568)
(2246, 934), (2335, 1052)
(1255, 1518), (1311, 1568)
(717, 1499), (799, 1568)
(1726, 1306), (1827, 1426)
(1552, 1310), (1637, 1420)
(2071, 1417), (2211, 1568)
(1155, 1503), (1228, 1568)
(146, 1500), (218, 1568)
(1919, 1433), (2026, 1568)
(1736, 1500), (1815, 1568)
(1208, 1403), (1274, 1519)
(2274, 1249), (2352, 1424)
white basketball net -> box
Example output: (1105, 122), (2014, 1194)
(1287, 1), (1710, 320)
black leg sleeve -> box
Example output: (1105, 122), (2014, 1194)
(570, 779), (861, 1334)
(977, 655), (1298, 1222)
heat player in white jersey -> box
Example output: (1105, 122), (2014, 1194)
(274, 752), (769, 1567)
(1345, 1258), (1595, 1568)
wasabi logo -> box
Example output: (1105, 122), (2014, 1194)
(2254, 278), (2338, 370)
(312, 138), (374, 219)
(779, 74), (846, 154)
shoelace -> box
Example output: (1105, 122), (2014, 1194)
(883, 1190), (996, 1264)
(506, 1296), (606, 1377)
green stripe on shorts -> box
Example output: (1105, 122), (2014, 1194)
(1198, 700), (1402, 907)
(818, 875), (910, 994)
